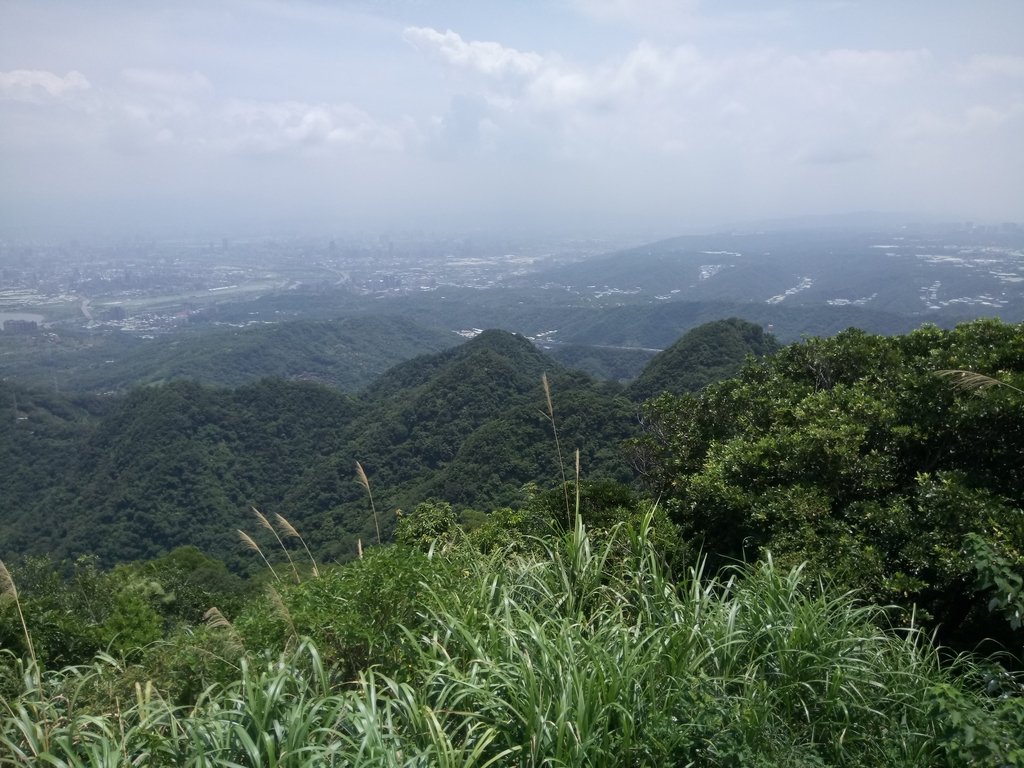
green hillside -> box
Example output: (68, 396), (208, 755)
(627, 317), (779, 400)
(0, 314), (459, 394)
(633, 317), (1024, 650)
(3, 319), (1023, 767)
(0, 330), (637, 569)
(2, 379), (360, 568)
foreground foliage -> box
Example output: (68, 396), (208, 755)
(634, 318), (1024, 650)
(3, 518), (1022, 766)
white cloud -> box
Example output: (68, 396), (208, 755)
(0, 69), (90, 102)
(404, 26), (713, 117)
(2, 1), (1022, 233)
(405, 26), (943, 170)
(900, 101), (1024, 141)
(402, 27), (542, 78)
(219, 99), (404, 153)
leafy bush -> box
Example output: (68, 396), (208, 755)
(3, 518), (1022, 766)
(633, 319), (1024, 647)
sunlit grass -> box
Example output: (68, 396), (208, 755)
(2, 516), (1021, 766)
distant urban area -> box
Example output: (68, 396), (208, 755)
(2, 220), (1022, 343)
(0, 233), (620, 336)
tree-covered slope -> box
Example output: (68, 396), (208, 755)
(0, 314), (459, 394)
(3, 379), (360, 568)
(0, 382), (103, 550)
(283, 330), (637, 550)
(0, 331), (638, 569)
(626, 317), (779, 400)
(633, 317), (1024, 648)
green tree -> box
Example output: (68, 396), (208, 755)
(632, 319), (1024, 647)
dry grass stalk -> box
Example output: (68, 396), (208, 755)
(200, 607), (243, 660)
(542, 373), (571, 523)
(356, 461), (382, 546)
(268, 585), (297, 641)
(203, 607), (232, 630)
(937, 369), (1024, 396)
(0, 559), (36, 666)
(238, 529), (281, 582)
(253, 506), (300, 583)
(274, 512), (320, 578)
(575, 448), (581, 523)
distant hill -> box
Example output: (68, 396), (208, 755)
(0, 331), (637, 569)
(549, 301), (918, 348)
(120, 315), (460, 391)
(283, 330), (637, 549)
(544, 344), (657, 383)
(527, 229), (1024, 328)
(333, 285), (924, 348)
(627, 318), (779, 400)
(0, 315), (459, 394)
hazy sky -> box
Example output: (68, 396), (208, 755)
(2, 0), (1022, 237)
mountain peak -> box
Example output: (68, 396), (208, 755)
(627, 318), (778, 400)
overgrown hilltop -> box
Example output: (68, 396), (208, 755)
(626, 317), (779, 400)
(0, 314), (460, 395)
(2, 514), (1022, 766)
(633, 317), (1024, 651)
(0, 330), (640, 569)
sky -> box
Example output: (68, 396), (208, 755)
(1, 0), (1023, 238)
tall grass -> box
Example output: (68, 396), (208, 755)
(239, 512), (320, 582)
(541, 373), (572, 523)
(937, 368), (1024, 396)
(0, 559), (35, 667)
(3, 518), (1021, 766)
(356, 461), (382, 546)
(253, 507), (300, 584)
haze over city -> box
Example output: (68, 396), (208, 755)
(2, 0), (1023, 238)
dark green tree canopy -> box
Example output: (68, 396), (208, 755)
(632, 318), (1024, 647)
(627, 317), (779, 400)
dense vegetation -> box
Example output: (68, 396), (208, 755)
(1, 330), (638, 569)
(626, 317), (779, 400)
(3, 518), (1023, 766)
(2, 316), (1023, 765)
(0, 315), (458, 395)
(632, 318), (1024, 651)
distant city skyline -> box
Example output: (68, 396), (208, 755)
(2, 0), (1022, 238)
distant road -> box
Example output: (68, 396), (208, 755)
(541, 340), (663, 353)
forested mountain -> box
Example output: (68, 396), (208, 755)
(0, 382), (103, 539)
(0, 330), (637, 569)
(626, 317), (779, 400)
(1, 378), (360, 568)
(0, 315), (458, 394)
